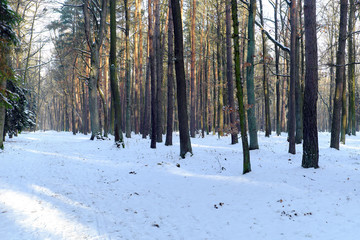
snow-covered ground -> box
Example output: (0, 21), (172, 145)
(0, 131), (359, 240)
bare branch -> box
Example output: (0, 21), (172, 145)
(255, 20), (291, 53)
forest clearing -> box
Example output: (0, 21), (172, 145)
(1, 131), (360, 239)
(1, 0), (360, 238)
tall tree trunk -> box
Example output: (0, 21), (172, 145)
(125, 0), (131, 138)
(341, 69), (347, 143)
(110, 0), (124, 146)
(134, 0), (140, 134)
(246, 0), (259, 150)
(348, 0), (356, 135)
(155, 0), (163, 142)
(288, 0), (298, 154)
(190, 0), (196, 138)
(165, 0), (174, 146)
(330, 0), (348, 150)
(275, 0), (281, 136)
(302, 0), (319, 168)
(83, 0), (108, 140)
(217, 7), (223, 138)
(149, 0), (157, 148)
(231, 0), (250, 174)
(142, 36), (151, 139)
(171, 0), (192, 158)
(259, 0), (271, 137)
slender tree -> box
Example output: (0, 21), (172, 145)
(171, 0), (192, 158)
(190, 0), (196, 138)
(225, 0), (237, 144)
(330, 0), (348, 150)
(347, 0), (356, 135)
(288, 0), (298, 154)
(124, 0), (131, 138)
(259, 0), (271, 137)
(274, 0), (281, 136)
(165, 0), (174, 146)
(246, 0), (259, 150)
(302, 0), (319, 168)
(149, 0), (157, 148)
(110, 0), (124, 147)
(231, 0), (250, 174)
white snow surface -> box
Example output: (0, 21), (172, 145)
(1, 131), (360, 240)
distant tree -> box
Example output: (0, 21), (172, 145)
(302, 0), (319, 168)
(171, 0), (192, 158)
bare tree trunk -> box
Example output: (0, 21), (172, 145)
(330, 0), (348, 150)
(110, 0), (124, 146)
(348, 0), (356, 135)
(125, 0), (131, 138)
(171, 0), (192, 158)
(149, 0), (157, 148)
(275, 0), (281, 136)
(246, 0), (259, 149)
(288, 0), (298, 154)
(190, 0), (196, 138)
(165, 0), (174, 146)
(231, 0), (250, 174)
(155, 0), (163, 142)
(302, 0), (319, 168)
(142, 37), (151, 139)
(83, 0), (108, 140)
(259, 0), (271, 137)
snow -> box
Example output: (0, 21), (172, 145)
(1, 131), (360, 239)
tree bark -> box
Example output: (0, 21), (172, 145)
(83, 0), (108, 140)
(288, 0), (298, 154)
(165, 0), (174, 146)
(275, 0), (281, 136)
(171, 0), (192, 158)
(124, 0), (131, 138)
(155, 0), (163, 142)
(231, 0), (251, 174)
(246, 0), (259, 150)
(110, 0), (124, 147)
(190, 0), (196, 138)
(149, 0), (157, 148)
(259, 0), (271, 138)
(348, 0), (356, 135)
(330, 0), (348, 150)
(302, 0), (319, 168)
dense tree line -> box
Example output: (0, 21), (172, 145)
(1, 0), (360, 172)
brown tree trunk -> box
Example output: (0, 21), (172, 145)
(165, 0), (174, 146)
(330, 0), (348, 150)
(288, 0), (298, 154)
(302, 0), (319, 168)
(226, 0), (238, 144)
(190, 0), (196, 138)
(171, 0), (192, 158)
(149, 0), (157, 148)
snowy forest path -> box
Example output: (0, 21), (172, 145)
(1, 131), (360, 239)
